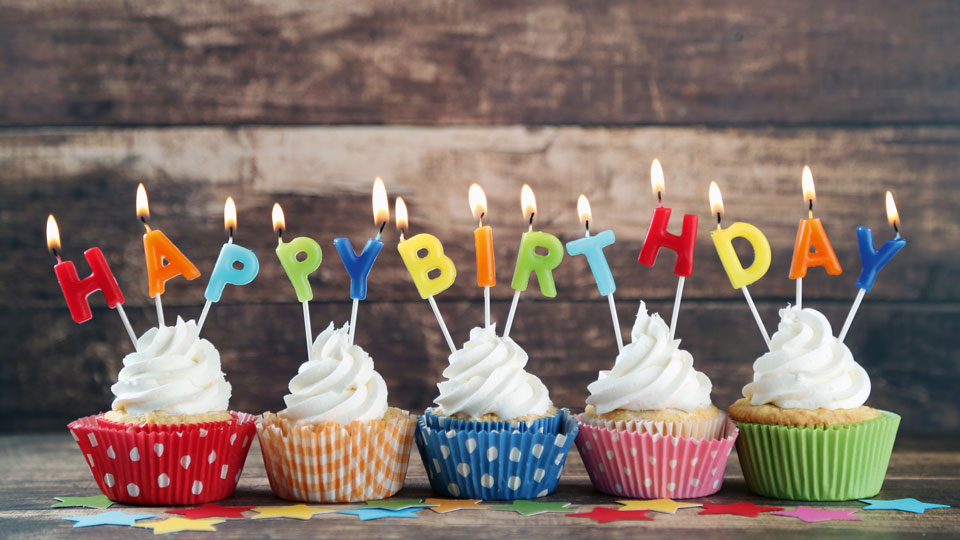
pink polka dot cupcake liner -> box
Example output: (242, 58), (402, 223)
(67, 412), (257, 505)
(575, 414), (738, 499)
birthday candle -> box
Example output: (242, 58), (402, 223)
(789, 166), (842, 308)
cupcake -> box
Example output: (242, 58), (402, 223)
(256, 322), (416, 503)
(729, 306), (899, 501)
(68, 317), (257, 505)
(416, 324), (579, 500)
(575, 302), (738, 499)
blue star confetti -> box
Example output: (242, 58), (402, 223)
(336, 507), (424, 521)
(64, 511), (155, 528)
(859, 498), (950, 514)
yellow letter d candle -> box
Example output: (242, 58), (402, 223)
(711, 222), (771, 289)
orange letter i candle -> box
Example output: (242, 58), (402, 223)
(469, 184), (495, 328)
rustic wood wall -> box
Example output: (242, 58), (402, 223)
(1, 1), (957, 432)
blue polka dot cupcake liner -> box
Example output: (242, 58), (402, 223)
(415, 409), (579, 500)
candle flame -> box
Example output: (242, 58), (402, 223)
(577, 194), (592, 225)
(802, 165), (816, 207)
(651, 159), (665, 198)
(272, 202), (285, 234)
(372, 177), (389, 227)
(469, 183), (487, 221)
(709, 181), (724, 218)
(46, 214), (61, 254)
(136, 183), (150, 222)
(395, 196), (409, 232)
(886, 190), (900, 230)
(224, 197), (237, 235)
(521, 184), (537, 223)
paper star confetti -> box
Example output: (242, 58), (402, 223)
(566, 507), (654, 523)
(168, 504), (254, 519)
(424, 499), (489, 513)
(362, 498), (436, 511)
(63, 511), (154, 528)
(52, 495), (114, 509)
(488, 500), (573, 516)
(617, 498), (702, 514)
(251, 504), (335, 520)
(136, 517), (224, 534)
(698, 502), (784, 517)
(772, 506), (862, 523)
(860, 498), (951, 514)
(337, 507), (423, 521)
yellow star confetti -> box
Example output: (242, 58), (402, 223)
(424, 499), (489, 513)
(617, 498), (702, 514)
(251, 504), (336, 520)
(135, 517), (224, 534)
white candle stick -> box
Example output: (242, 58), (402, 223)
(155, 294), (164, 326)
(838, 288), (866, 343)
(796, 277), (802, 309)
(115, 304), (138, 350)
(668, 276), (685, 340)
(302, 301), (313, 361)
(503, 289), (522, 338)
(607, 293), (623, 352)
(196, 299), (212, 334)
(741, 286), (771, 350)
(348, 298), (359, 344)
(428, 296), (456, 353)
(484, 285), (491, 329)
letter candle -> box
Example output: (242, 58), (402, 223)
(503, 184), (564, 338)
(46, 214), (138, 349)
(137, 183), (201, 327)
(273, 203), (323, 361)
(396, 196), (458, 353)
(789, 166), (842, 308)
(637, 159), (698, 340)
(708, 182), (772, 349)
(838, 191), (906, 342)
(197, 197), (260, 333)
(565, 195), (622, 351)
(468, 184), (495, 328)
(334, 178), (387, 344)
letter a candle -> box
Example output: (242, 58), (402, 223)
(273, 203), (323, 361)
(790, 166), (842, 308)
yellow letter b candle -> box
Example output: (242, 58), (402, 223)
(397, 233), (457, 299)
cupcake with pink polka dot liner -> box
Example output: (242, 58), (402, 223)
(68, 317), (256, 505)
(415, 325), (579, 500)
(575, 302), (738, 499)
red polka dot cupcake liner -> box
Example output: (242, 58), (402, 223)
(67, 411), (257, 505)
(575, 414), (739, 499)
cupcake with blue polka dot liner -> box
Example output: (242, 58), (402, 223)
(416, 324), (579, 500)
(576, 302), (738, 499)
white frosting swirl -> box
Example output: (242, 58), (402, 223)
(280, 322), (388, 424)
(586, 301), (712, 414)
(743, 306), (870, 409)
(434, 325), (551, 420)
(111, 317), (231, 416)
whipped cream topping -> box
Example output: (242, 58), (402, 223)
(743, 306), (870, 410)
(280, 322), (388, 424)
(434, 325), (552, 420)
(111, 317), (232, 416)
(586, 302), (712, 414)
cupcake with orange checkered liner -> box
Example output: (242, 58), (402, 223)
(256, 322), (416, 503)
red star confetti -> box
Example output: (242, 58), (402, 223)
(566, 507), (654, 523)
(698, 502), (783, 517)
(772, 506), (862, 523)
(168, 504), (254, 519)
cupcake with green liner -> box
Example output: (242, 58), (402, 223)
(416, 324), (579, 500)
(576, 302), (738, 499)
(729, 305), (900, 501)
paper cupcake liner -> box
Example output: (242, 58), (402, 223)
(422, 409), (563, 433)
(576, 413), (739, 499)
(256, 410), (416, 503)
(68, 411), (257, 505)
(415, 409), (579, 500)
(733, 410), (900, 501)
(580, 412), (726, 439)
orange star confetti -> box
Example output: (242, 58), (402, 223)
(424, 499), (489, 513)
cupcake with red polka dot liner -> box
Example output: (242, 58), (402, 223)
(68, 317), (257, 505)
(575, 302), (739, 499)
(415, 324), (580, 500)
(256, 322), (417, 503)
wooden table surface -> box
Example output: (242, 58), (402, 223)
(0, 433), (956, 539)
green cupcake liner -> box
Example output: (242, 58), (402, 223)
(733, 410), (900, 501)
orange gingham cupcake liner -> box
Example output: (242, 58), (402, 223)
(256, 410), (416, 503)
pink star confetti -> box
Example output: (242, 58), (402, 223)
(772, 506), (862, 523)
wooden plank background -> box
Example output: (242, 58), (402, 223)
(1, 1), (957, 433)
